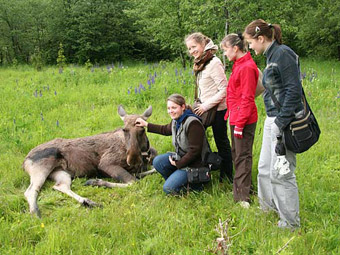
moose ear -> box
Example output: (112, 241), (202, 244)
(142, 105), (152, 120)
(118, 105), (127, 120)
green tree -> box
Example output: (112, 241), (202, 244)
(57, 43), (66, 68)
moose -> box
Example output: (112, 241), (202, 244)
(23, 105), (157, 217)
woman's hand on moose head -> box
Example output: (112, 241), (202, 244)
(135, 117), (148, 127)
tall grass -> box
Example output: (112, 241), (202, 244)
(0, 59), (339, 254)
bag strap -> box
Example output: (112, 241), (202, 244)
(268, 85), (308, 113)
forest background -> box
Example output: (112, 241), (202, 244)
(0, 0), (339, 67)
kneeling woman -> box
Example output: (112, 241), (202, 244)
(135, 94), (210, 194)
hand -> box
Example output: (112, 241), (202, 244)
(135, 117), (148, 127)
(274, 155), (290, 175)
(234, 126), (244, 139)
(275, 136), (286, 156)
(193, 104), (206, 116)
(168, 155), (177, 166)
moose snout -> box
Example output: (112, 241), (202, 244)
(126, 153), (143, 168)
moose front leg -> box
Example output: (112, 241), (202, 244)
(86, 165), (136, 188)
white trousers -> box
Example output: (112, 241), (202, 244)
(258, 116), (300, 227)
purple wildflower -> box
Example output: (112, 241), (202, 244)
(183, 80), (186, 84)
(135, 87), (138, 94)
(56, 120), (59, 127)
(54, 91), (57, 96)
(154, 71), (157, 77)
(140, 83), (146, 91)
(41, 112), (44, 121)
(34, 90), (38, 97)
(39, 90), (42, 97)
(147, 80), (151, 86)
(175, 68), (178, 76)
(176, 79), (179, 84)
(151, 76), (155, 84)
(13, 118), (16, 125)
(128, 89), (131, 95)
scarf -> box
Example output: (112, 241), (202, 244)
(193, 50), (214, 76)
(193, 39), (218, 76)
(175, 109), (201, 131)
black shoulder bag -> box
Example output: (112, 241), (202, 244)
(269, 87), (321, 153)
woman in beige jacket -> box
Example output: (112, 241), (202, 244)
(185, 32), (233, 182)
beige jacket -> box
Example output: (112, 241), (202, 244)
(196, 56), (228, 111)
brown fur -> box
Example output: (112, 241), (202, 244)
(23, 105), (156, 217)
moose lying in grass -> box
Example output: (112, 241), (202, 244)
(23, 105), (157, 217)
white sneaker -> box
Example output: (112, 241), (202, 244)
(239, 201), (250, 209)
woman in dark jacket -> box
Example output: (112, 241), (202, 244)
(135, 94), (210, 194)
(244, 19), (304, 229)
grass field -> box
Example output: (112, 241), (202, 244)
(0, 59), (339, 254)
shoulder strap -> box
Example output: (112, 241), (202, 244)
(268, 85), (308, 112)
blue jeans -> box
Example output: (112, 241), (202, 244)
(153, 153), (203, 194)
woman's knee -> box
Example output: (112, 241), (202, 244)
(153, 153), (169, 169)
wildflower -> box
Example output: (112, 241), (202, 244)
(151, 76), (155, 84)
(34, 90), (38, 97)
(176, 79), (179, 84)
(13, 118), (16, 125)
(147, 80), (151, 86)
(154, 71), (157, 77)
(56, 120), (59, 127)
(135, 87), (138, 94)
(54, 91), (57, 96)
(41, 113), (44, 121)
(41, 223), (45, 228)
(39, 90), (42, 97)
(59, 67), (63, 74)
(128, 89), (131, 95)
(139, 83), (146, 91)
(183, 80), (186, 84)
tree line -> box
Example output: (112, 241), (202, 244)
(0, 0), (339, 67)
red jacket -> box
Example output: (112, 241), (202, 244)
(224, 52), (258, 127)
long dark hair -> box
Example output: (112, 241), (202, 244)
(244, 19), (282, 44)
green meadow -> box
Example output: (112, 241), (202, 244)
(0, 59), (339, 254)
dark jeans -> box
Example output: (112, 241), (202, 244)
(211, 110), (233, 182)
(153, 153), (203, 195)
(230, 122), (257, 202)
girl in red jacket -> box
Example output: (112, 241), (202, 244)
(220, 33), (259, 208)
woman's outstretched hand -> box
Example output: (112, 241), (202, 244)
(135, 117), (148, 127)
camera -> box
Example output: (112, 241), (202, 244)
(171, 153), (181, 161)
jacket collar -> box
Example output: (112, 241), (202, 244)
(233, 52), (252, 67)
(264, 40), (278, 59)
